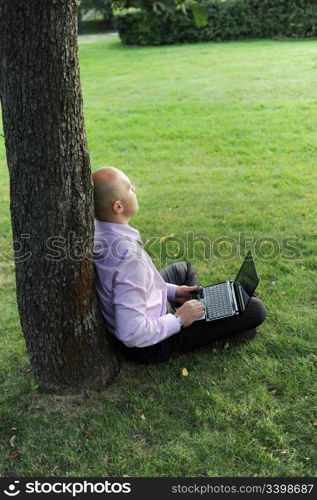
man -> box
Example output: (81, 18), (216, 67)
(92, 167), (266, 364)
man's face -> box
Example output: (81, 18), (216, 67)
(118, 172), (139, 218)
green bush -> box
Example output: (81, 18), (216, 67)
(115, 0), (317, 45)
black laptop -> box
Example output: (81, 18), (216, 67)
(193, 251), (259, 321)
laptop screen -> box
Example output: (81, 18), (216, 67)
(235, 251), (259, 299)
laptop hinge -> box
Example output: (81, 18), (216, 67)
(229, 281), (239, 313)
(233, 282), (245, 312)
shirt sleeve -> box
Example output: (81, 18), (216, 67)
(166, 283), (177, 301)
(113, 256), (181, 348)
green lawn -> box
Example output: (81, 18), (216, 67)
(0, 36), (316, 477)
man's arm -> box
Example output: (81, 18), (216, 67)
(113, 258), (181, 348)
(166, 283), (198, 303)
(166, 282), (178, 301)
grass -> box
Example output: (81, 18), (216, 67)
(0, 35), (317, 477)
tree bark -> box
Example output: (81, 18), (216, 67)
(0, 0), (120, 393)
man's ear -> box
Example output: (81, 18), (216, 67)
(112, 200), (123, 214)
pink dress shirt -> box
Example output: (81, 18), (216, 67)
(93, 220), (181, 348)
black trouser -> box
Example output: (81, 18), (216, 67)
(118, 262), (266, 364)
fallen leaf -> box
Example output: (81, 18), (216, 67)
(261, 446), (269, 451)
(228, 462), (236, 467)
(80, 430), (92, 436)
(220, 366), (228, 372)
(182, 368), (189, 377)
(140, 414), (146, 421)
(6, 450), (20, 459)
(9, 435), (16, 448)
(10, 427), (18, 431)
(223, 342), (230, 350)
(313, 420), (317, 426)
(159, 233), (175, 243)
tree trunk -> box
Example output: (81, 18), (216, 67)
(0, 0), (120, 393)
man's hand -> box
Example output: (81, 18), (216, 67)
(175, 285), (198, 304)
(175, 299), (205, 328)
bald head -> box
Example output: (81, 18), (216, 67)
(92, 166), (138, 223)
(93, 166), (121, 188)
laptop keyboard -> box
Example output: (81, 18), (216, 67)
(204, 282), (234, 320)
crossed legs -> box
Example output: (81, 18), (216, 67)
(119, 262), (266, 364)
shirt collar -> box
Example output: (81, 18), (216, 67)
(94, 220), (142, 243)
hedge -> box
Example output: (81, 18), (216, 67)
(115, 0), (317, 45)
